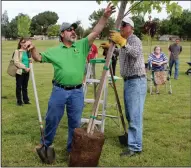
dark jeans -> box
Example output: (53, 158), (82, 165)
(169, 59), (179, 79)
(16, 73), (30, 104)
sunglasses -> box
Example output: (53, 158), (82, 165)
(66, 27), (75, 32)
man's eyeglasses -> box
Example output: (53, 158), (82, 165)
(66, 27), (75, 32)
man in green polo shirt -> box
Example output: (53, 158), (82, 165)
(25, 3), (115, 162)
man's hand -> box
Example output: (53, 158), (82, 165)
(100, 42), (110, 49)
(24, 41), (42, 62)
(103, 3), (116, 18)
(25, 68), (30, 72)
(87, 3), (115, 46)
(110, 30), (127, 47)
(24, 41), (35, 51)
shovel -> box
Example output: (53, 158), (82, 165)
(109, 65), (128, 146)
(29, 55), (55, 164)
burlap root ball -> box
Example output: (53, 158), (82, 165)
(69, 128), (105, 167)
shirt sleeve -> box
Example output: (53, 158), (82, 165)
(80, 37), (91, 58)
(168, 45), (172, 52)
(180, 46), (182, 53)
(162, 53), (168, 61)
(40, 49), (53, 63)
(13, 50), (26, 69)
(148, 54), (153, 64)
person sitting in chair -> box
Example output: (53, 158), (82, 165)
(148, 46), (168, 94)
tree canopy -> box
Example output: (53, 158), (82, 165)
(89, 8), (115, 39)
(30, 11), (59, 36)
(17, 14), (31, 37)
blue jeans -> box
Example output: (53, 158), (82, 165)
(40, 85), (84, 152)
(124, 77), (147, 152)
(169, 59), (179, 79)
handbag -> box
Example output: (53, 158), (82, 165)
(7, 51), (20, 77)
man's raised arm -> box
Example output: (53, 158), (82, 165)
(87, 3), (115, 46)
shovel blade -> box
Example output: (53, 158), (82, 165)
(46, 146), (56, 164)
(36, 146), (55, 164)
(118, 133), (128, 146)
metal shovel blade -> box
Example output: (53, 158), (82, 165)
(36, 145), (55, 164)
(118, 133), (128, 146)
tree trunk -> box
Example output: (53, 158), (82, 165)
(87, 1), (128, 134)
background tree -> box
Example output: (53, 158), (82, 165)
(47, 24), (60, 37)
(131, 15), (145, 39)
(158, 9), (191, 39)
(1, 10), (9, 37)
(30, 11), (59, 36)
(6, 18), (18, 39)
(83, 28), (92, 38)
(96, 1), (183, 39)
(75, 20), (84, 39)
(17, 14), (31, 37)
(89, 8), (115, 39)
(180, 10), (191, 39)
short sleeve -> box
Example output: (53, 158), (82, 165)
(168, 45), (171, 51)
(80, 37), (90, 58)
(148, 54), (153, 63)
(180, 46), (182, 52)
(40, 49), (53, 63)
(162, 53), (168, 61)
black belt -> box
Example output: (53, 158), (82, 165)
(124, 75), (145, 81)
(52, 80), (82, 90)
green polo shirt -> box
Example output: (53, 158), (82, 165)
(40, 37), (90, 86)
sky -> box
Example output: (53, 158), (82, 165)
(2, 1), (191, 29)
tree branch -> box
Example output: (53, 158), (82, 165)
(123, 0), (143, 18)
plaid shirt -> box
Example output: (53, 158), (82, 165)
(118, 34), (146, 78)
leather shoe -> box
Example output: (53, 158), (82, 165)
(120, 149), (141, 157)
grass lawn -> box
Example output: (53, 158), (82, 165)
(1, 39), (191, 167)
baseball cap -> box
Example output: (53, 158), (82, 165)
(122, 17), (134, 28)
(60, 22), (78, 32)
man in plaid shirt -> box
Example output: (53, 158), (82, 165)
(101, 17), (147, 157)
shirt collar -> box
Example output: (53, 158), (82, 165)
(60, 42), (76, 48)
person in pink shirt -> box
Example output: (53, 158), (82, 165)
(87, 43), (98, 62)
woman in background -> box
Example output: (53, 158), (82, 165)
(148, 46), (168, 94)
(13, 38), (31, 106)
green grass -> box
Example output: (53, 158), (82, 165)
(2, 39), (191, 167)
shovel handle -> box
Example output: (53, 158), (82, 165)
(109, 65), (127, 133)
(29, 58), (43, 125)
